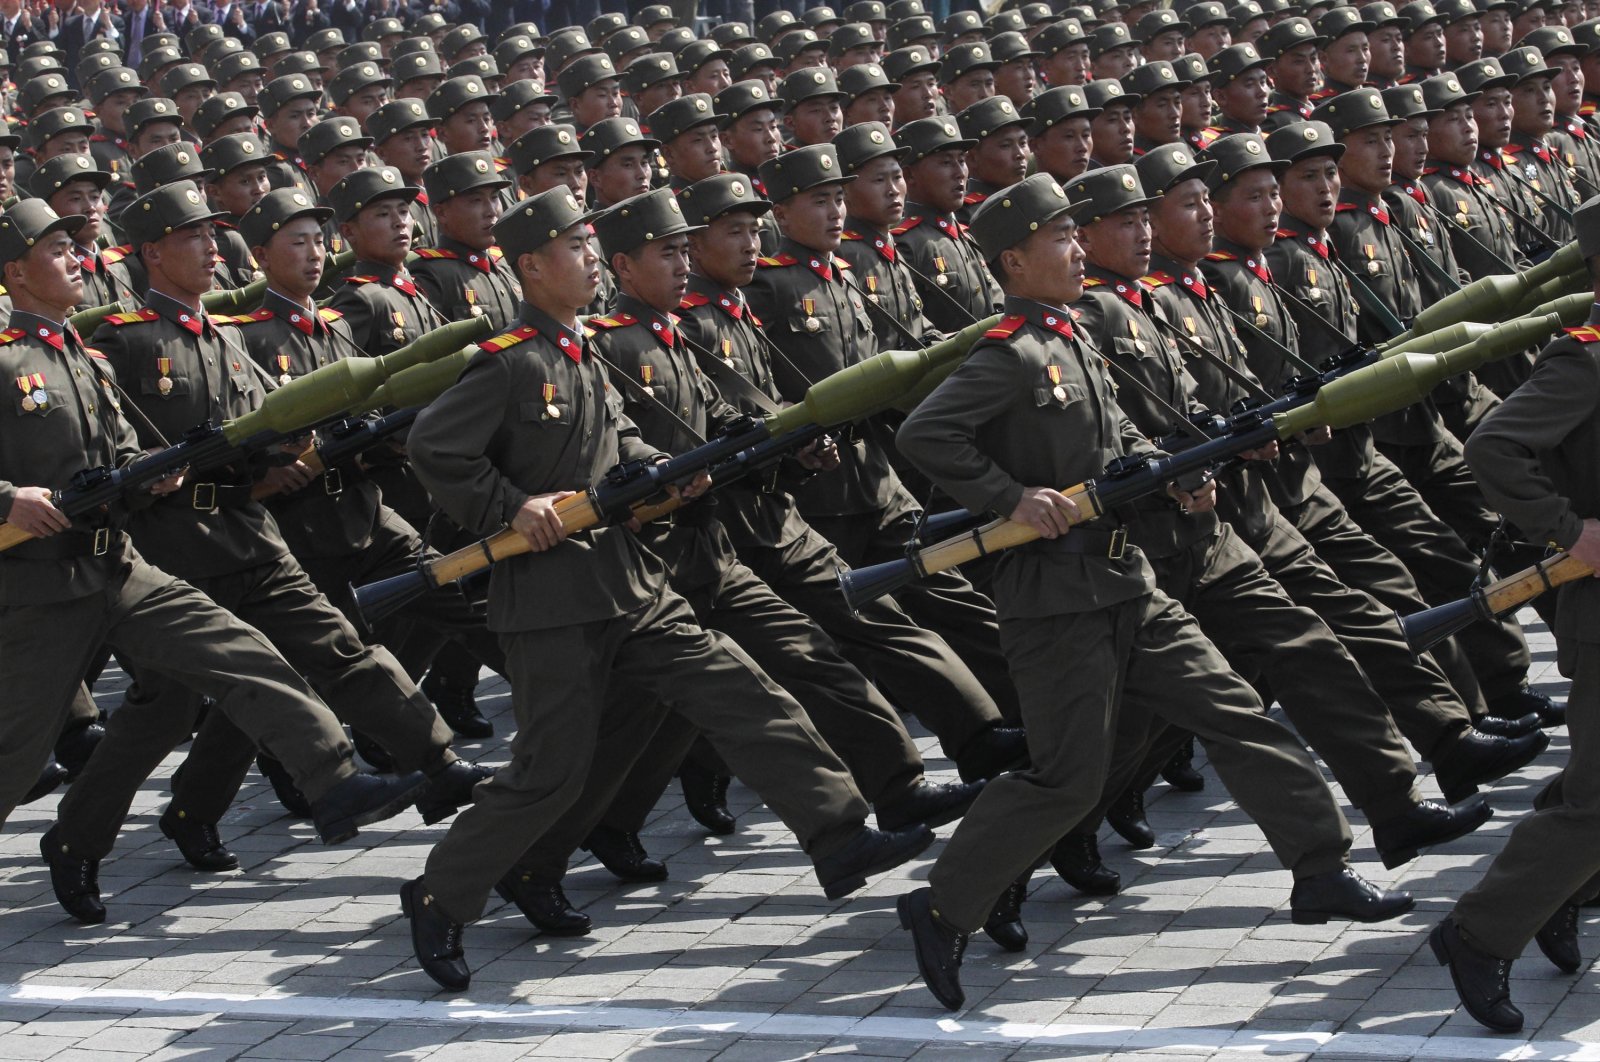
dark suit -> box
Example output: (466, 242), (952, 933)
(58, 10), (123, 88)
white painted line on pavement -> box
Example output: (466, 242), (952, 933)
(2, 982), (1598, 1058)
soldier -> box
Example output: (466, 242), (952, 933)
(1318, 7), (1378, 98)
(1442, 0), (1487, 66)
(1187, 2), (1236, 61)
(1463, 56), (1557, 260)
(893, 172), (1412, 1013)
(1368, 1), (1411, 87)
(778, 66), (845, 147)
(1140, 9), (1192, 63)
(580, 117), (659, 209)
(830, 21), (884, 70)
(507, 124), (590, 202)
(85, 66), (144, 182)
(411, 152), (521, 330)
(1025, 84), (1098, 183)
(728, 43), (782, 98)
(679, 39), (734, 98)
(1528, 25), (1600, 197)
(714, 79), (782, 208)
(1125, 60), (1189, 154)
(397, 185), (935, 991)
(158, 63), (216, 139)
(650, 93), (724, 189)
(1432, 198), (1600, 1034)
(428, 76), (499, 160)
(215, 51), (266, 112)
(893, 117), (1003, 332)
(26, 155), (131, 310)
(886, 45), (941, 125)
(840, 62), (898, 128)
(956, 96), (1029, 219)
(1260, 19), (1327, 130)
(989, 31), (1041, 108)
(623, 52), (682, 123)
(1500, 43), (1583, 242)
(939, 40), (999, 115)
(492, 81), (559, 148)
(837, 122), (938, 348)
(1086, 78), (1140, 166)
(1206, 42), (1274, 137)
(0, 198), (425, 912)
(198, 133), (268, 289)
(1401, 0), (1451, 82)
(366, 99), (440, 251)
(191, 92), (257, 147)
(326, 61), (392, 130)
(391, 50), (446, 105)
(557, 53), (623, 133)
(1089, 22), (1142, 81)
(258, 74), (321, 202)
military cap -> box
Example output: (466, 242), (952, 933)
(138, 30), (179, 55)
(1135, 140), (1217, 194)
(1265, 119), (1345, 165)
(603, 26), (653, 65)
(1173, 51), (1216, 84)
(323, 62), (388, 105)
(1092, 0), (1130, 15)
(1397, 0), (1450, 30)
(713, 80), (777, 127)
(1521, 24), (1587, 57)
(803, 5), (846, 29)
(77, 51), (120, 86)
(847, 0), (890, 22)
(884, 45), (939, 81)
(939, 40), (1000, 83)
(0, 199), (85, 265)
(254, 32), (294, 60)
(182, 22), (223, 55)
(27, 106), (92, 150)
(558, 54), (619, 101)
(215, 50), (263, 86)
(679, 39), (734, 75)
(1020, 1), (1056, 24)
(729, 43), (780, 81)
(838, 61), (899, 97)
(888, 0), (928, 17)
(592, 187), (700, 259)
(623, 52), (680, 95)
(758, 142), (854, 202)
(1429, 0), (1478, 21)
(1575, 195), (1600, 259)
(86, 66), (145, 106)
(773, 29), (826, 66)
(192, 92), (257, 139)
(1361, 0), (1410, 26)
(987, 8), (1029, 35)
(1455, 55), (1518, 92)
(18, 43), (61, 65)
(299, 116), (371, 166)
(392, 51), (445, 84)
(28, 152), (110, 200)
(495, 184), (602, 261)
(496, 22), (544, 46)
(1312, 86), (1402, 137)
(779, 66), (849, 111)
(391, 37), (435, 60)
(990, 30), (1044, 64)
(79, 37), (119, 60)
(1209, 42), (1271, 83)
(327, 165), (418, 224)
(492, 80), (559, 124)
(1187, 1), (1235, 28)
(579, 116), (660, 161)
(1258, 16), (1328, 59)
(1420, 71), (1481, 109)
(1088, 21), (1141, 58)
(366, 98), (438, 145)
(125, 178), (229, 248)
(1035, 19), (1091, 57)
(1572, 19), (1600, 53)
(1382, 82), (1437, 119)
(1317, 6), (1378, 38)
(1254, 0), (1294, 16)
(887, 15), (939, 49)
(941, 10), (984, 37)
(305, 28), (346, 54)
(657, 27), (700, 55)
(1063, 164), (1155, 224)
(271, 51), (323, 80)
(124, 97), (182, 138)
(495, 34), (546, 73)
(645, 94), (713, 146)
(968, 173), (1084, 259)
(18, 71), (75, 114)
(835, 120), (909, 174)
(957, 95), (1028, 142)
(507, 124), (590, 174)
(192, 129), (265, 179)
(1138, 8), (1193, 40)
(424, 150), (512, 206)
(756, 10), (801, 41)
(829, 22), (877, 54)
(447, 56), (501, 84)
(363, 17), (407, 43)
(1197, 129), (1284, 187)
(1499, 43), (1559, 82)
(254, 75), (318, 122)
(428, 75), (500, 124)
(589, 12), (630, 41)
(1124, 59), (1191, 98)
(896, 115), (978, 162)
(16, 51), (65, 79)
(547, 32), (601, 72)
(1083, 77), (1141, 108)
(710, 23), (755, 48)
(338, 42), (384, 70)
(440, 24), (487, 58)
(1024, 84), (1101, 133)
(158, 62), (215, 100)
(636, 3), (678, 27)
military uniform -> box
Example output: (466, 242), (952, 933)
(1501, 130), (1580, 246)
(72, 241), (138, 311)
(88, 124), (133, 181)
(892, 204), (1002, 332)
(837, 219), (938, 348)
(411, 240), (521, 332)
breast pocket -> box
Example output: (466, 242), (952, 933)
(520, 399), (573, 428)
(11, 387), (65, 418)
(788, 313), (834, 338)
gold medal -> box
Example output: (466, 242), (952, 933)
(393, 327), (407, 342)
(542, 381), (559, 420)
(1307, 287), (1321, 300)
(546, 404), (561, 419)
(20, 394), (35, 412)
(936, 273), (950, 286)
(1052, 384), (1067, 402)
(470, 305), (484, 316)
(279, 373), (293, 386)
(1456, 212), (1469, 226)
(158, 376), (173, 395)
(1255, 312), (1269, 327)
(804, 316), (820, 332)
(1366, 259), (1380, 274)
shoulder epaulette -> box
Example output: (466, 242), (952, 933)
(344, 275), (378, 285)
(317, 307), (343, 323)
(479, 325), (538, 353)
(890, 216), (923, 235)
(106, 309), (160, 326)
(1564, 326), (1600, 343)
(1142, 271), (1176, 287)
(587, 312), (638, 330)
(679, 292), (712, 309)
(1082, 277), (1105, 287)
(962, 191), (987, 205)
(757, 253), (798, 267)
(86, 347), (107, 360)
(1204, 250), (1238, 262)
(101, 244), (131, 264)
(412, 248), (457, 260)
(216, 308), (275, 325)
(984, 314), (1026, 340)
(488, 246), (504, 261)
(1334, 202), (1359, 213)
(0, 327), (25, 344)
(833, 255), (851, 270)
(841, 229), (864, 241)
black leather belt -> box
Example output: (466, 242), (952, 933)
(12, 527), (124, 558)
(189, 482), (255, 511)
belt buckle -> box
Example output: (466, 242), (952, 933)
(192, 482), (217, 511)
(1107, 528), (1127, 560)
(92, 527), (110, 556)
(323, 467), (343, 495)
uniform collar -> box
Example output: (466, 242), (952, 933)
(519, 301), (586, 362)
(73, 242), (100, 271)
(1338, 187), (1390, 224)
(615, 292), (679, 347)
(778, 236), (841, 282)
(844, 215), (896, 261)
(1148, 251), (1208, 299)
(265, 287), (326, 336)
(355, 258), (419, 295)
(439, 234), (497, 274)
(147, 288), (213, 336)
(905, 200), (966, 236)
(1082, 264), (1146, 307)
(1001, 295), (1075, 337)
(1423, 159), (1478, 185)
(8, 308), (74, 350)
(688, 273), (750, 320)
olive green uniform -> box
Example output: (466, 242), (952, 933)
(72, 241), (138, 311)
(1475, 146), (1556, 263)
(891, 203), (1003, 332)
(411, 238), (522, 331)
(1502, 131), (1580, 245)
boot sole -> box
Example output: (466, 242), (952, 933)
(492, 882), (594, 936)
(1535, 932), (1582, 975)
(1377, 798), (1493, 870)
(1431, 922), (1525, 1033)
(318, 775), (428, 845)
(1439, 733), (1550, 804)
(822, 830), (935, 900)
(400, 881), (471, 991)
(1291, 894), (1415, 925)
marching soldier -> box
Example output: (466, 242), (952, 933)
(649, 92), (725, 190)
(1529, 25), (1600, 197)
(366, 98), (442, 249)
(411, 152), (521, 331)
(397, 184), (935, 992)
(836, 122), (939, 348)
(955, 95), (1029, 218)
(1125, 60), (1190, 154)
(1462, 57), (1558, 261)
(1317, 7), (1379, 98)
(1205, 43), (1274, 137)
(85, 66), (145, 182)
(1025, 84), (1099, 183)
(258, 73), (322, 201)
(27, 154), (136, 310)
(580, 117), (659, 209)
(197, 133), (269, 289)
(1086, 79), (1140, 167)
(893, 172), (1411, 1014)
(1260, 17), (1327, 129)
(1500, 42), (1583, 244)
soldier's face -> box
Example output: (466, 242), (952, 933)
(1090, 104), (1135, 163)
(1281, 155), (1341, 228)
(147, 222), (220, 296)
(1273, 44), (1323, 98)
(1213, 167), (1281, 251)
(378, 126), (434, 179)
(437, 186), (503, 250)
(1005, 214), (1083, 304)
(906, 147), (969, 212)
(1368, 27), (1406, 78)
(726, 107), (783, 168)
(1217, 69), (1271, 125)
(530, 157), (589, 198)
(844, 155), (906, 228)
(441, 101), (496, 153)
(1144, 30), (1187, 62)
(1079, 206), (1151, 278)
(688, 60), (733, 97)
(1032, 116), (1093, 181)
(1473, 86), (1514, 147)
(1321, 34), (1371, 87)
(1094, 45), (1139, 81)
(1189, 24), (1232, 60)
(689, 210), (764, 288)
(636, 80), (683, 118)
(1428, 101), (1479, 164)
(1135, 87), (1183, 145)
(895, 71), (941, 120)
(845, 87), (895, 128)
(13, 231), (84, 312)
(1391, 115), (1429, 179)
(1551, 53), (1584, 114)
(787, 97), (844, 146)
(51, 181), (106, 247)
(311, 144), (369, 196)
(663, 125), (724, 182)
(593, 146), (654, 205)
(1150, 178), (1214, 262)
(207, 113), (256, 140)
(969, 126), (1031, 186)
(1180, 81), (1213, 128)
(773, 184), (847, 252)
(97, 89), (143, 133)
(573, 79), (624, 127)
(342, 85), (390, 125)
(212, 163), (271, 217)
(995, 58), (1037, 104)
(267, 98), (318, 148)
(344, 197), (413, 265)
(1481, 10), (1514, 52)
(1511, 76), (1556, 135)
(522, 225), (601, 312)
(944, 68), (996, 113)
(1338, 124), (1394, 194)
(40, 132), (91, 162)
(1044, 44), (1091, 86)
(258, 216), (326, 299)
(614, 232), (690, 312)
(1406, 22), (1447, 71)
(1444, 17), (1484, 65)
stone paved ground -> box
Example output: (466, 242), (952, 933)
(1, 609), (1595, 1061)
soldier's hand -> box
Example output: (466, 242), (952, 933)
(1169, 478), (1218, 514)
(260, 460), (316, 494)
(8, 486), (70, 537)
(1238, 440), (1279, 462)
(150, 472), (186, 496)
(796, 435), (840, 471)
(513, 491), (574, 552)
(672, 470), (712, 500)
(1570, 518), (1600, 575)
(1011, 486), (1079, 539)
(1297, 425), (1332, 445)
